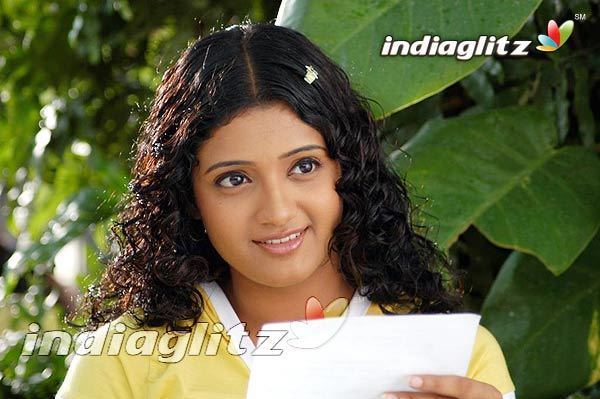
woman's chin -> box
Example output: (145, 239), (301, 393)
(251, 267), (318, 289)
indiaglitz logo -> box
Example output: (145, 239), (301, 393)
(536, 19), (574, 52)
(18, 295), (352, 362)
(380, 19), (574, 60)
(380, 34), (532, 60)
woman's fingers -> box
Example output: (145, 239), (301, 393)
(381, 375), (503, 399)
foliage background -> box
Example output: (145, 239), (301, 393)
(0, 0), (598, 398)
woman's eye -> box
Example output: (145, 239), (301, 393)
(290, 158), (321, 175)
(216, 173), (248, 188)
(215, 159), (320, 188)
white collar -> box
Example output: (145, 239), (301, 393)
(198, 281), (372, 370)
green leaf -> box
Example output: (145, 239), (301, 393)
(475, 146), (600, 275)
(460, 69), (495, 108)
(396, 106), (600, 274)
(481, 234), (600, 398)
(276, 0), (541, 118)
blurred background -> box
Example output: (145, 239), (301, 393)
(0, 0), (598, 398)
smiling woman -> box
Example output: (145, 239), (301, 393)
(193, 103), (349, 343)
(56, 22), (515, 399)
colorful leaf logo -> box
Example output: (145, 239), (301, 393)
(536, 19), (574, 52)
(304, 296), (349, 320)
(286, 296), (350, 349)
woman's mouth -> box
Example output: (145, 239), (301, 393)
(253, 227), (308, 255)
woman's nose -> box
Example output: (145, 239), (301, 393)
(255, 183), (297, 227)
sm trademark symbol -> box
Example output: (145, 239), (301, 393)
(575, 13), (586, 21)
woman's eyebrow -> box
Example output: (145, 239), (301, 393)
(203, 144), (327, 175)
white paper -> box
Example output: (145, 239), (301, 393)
(246, 313), (481, 399)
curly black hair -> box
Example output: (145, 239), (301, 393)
(74, 22), (463, 333)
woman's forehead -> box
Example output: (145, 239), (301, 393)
(197, 103), (326, 162)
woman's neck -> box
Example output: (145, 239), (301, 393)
(219, 259), (354, 345)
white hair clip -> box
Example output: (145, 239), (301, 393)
(304, 65), (318, 84)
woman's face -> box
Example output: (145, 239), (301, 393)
(192, 102), (343, 288)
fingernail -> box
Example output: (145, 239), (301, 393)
(409, 376), (423, 388)
(379, 394), (396, 399)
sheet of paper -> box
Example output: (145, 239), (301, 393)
(246, 313), (481, 399)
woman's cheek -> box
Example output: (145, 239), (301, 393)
(306, 175), (343, 227)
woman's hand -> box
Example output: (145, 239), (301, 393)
(380, 375), (503, 399)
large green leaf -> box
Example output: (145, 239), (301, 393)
(396, 106), (600, 275)
(276, 0), (541, 118)
(475, 146), (600, 275)
(481, 235), (600, 398)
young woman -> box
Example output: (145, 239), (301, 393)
(57, 22), (515, 399)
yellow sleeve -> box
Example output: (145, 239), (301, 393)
(55, 316), (149, 399)
(55, 348), (134, 398)
(466, 325), (516, 395)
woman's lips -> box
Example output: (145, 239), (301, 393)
(253, 227), (308, 255)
